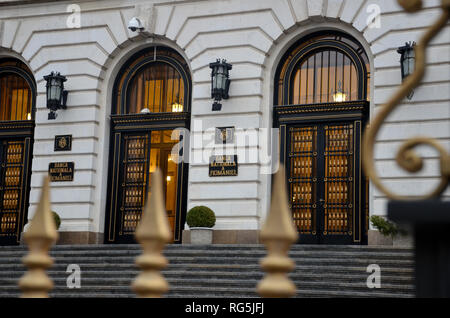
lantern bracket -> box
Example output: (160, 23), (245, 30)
(397, 42), (416, 99)
(209, 59), (232, 111)
(43, 71), (69, 120)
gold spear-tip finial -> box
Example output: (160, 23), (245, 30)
(19, 176), (58, 298)
(132, 168), (172, 298)
(257, 164), (298, 298)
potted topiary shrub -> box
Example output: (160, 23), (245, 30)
(186, 206), (216, 244)
(20, 211), (61, 245)
(52, 211), (61, 230)
(370, 215), (410, 246)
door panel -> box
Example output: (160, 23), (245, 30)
(107, 129), (181, 244)
(119, 135), (149, 237)
(0, 138), (31, 245)
(287, 126), (318, 243)
(321, 123), (355, 244)
(286, 121), (361, 244)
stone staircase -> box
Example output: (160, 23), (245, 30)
(0, 244), (415, 298)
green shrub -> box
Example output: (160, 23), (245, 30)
(370, 215), (407, 238)
(186, 206), (216, 228)
(52, 211), (61, 230)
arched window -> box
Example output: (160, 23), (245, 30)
(0, 59), (35, 121)
(106, 46), (190, 244)
(113, 46), (190, 115)
(275, 32), (370, 106)
(126, 62), (185, 113)
(0, 58), (35, 245)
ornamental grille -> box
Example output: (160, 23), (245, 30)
(120, 135), (149, 235)
(286, 122), (357, 241)
(324, 124), (354, 235)
(288, 126), (317, 234)
(0, 140), (25, 238)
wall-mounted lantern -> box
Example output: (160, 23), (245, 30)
(397, 42), (416, 99)
(44, 72), (68, 120)
(209, 59), (232, 111)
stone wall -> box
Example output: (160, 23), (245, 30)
(0, 0), (448, 243)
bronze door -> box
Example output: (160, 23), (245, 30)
(0, 137), (32, 245)
(286, 120), (364, 244)
(106, 129), (183, 244)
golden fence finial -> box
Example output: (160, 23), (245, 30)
(362, 0), (450, 200)
(19, 176), (58, 298)
(132, 168), (172, 298)
(257, 164), (298, 298)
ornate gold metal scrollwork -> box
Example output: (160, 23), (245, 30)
(363, 0), (450, 200)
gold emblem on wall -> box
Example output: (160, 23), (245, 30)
(215, 127), (235, 144)
(54, 135), (72, 152)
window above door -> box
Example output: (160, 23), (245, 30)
(0, 59), (36, 121)
(275, 31), (371, 106)
(113, 46), (191, 115)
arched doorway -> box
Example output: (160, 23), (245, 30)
(105, 46), (190, 244)
(0, 58), (35, 245)
(274, 31), (370, 244)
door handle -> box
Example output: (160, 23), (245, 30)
(319, 199), (325, 202)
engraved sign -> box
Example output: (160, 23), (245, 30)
(54, 135), (72, 151)
(209, 155), (238, 177)
(49, 162), (74, 182)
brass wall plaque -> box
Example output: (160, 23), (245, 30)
(49, 162), (74, 182)
(54, 135), (72, 151)
(215, 127), (235, 144)
(209, 155), (238, 177)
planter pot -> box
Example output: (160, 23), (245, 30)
(19, 223), (31, 246)
(19, 223), (61, 245)
(190, 227), (213, 245)
(368, 229), (393, 246)
(393, 234), (413, 247)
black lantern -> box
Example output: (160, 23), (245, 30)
(209, 59), (232, 111)
(397, 42), (416, 99)
(397, 42), (416, 80)
(44, 71), (68, 119)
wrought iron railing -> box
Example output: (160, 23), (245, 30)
(362, 0), (450, 297)
(362, 0), (450, 200)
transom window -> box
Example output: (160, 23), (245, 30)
(114, 46), (190, 115)
(127, 62), (185, 114)
(275, 32), (370, 106)
(0, 60), (34, 121)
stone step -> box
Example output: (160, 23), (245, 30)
(0, 244), (413, 253)
(0, 286), (414, 298)
(0, 270), (415, 283)
(0, 277), (414, 293)
(0, 263), (415, 275)
(0, 293), (134, 298)
(0, 291), (413, 298)
(0, 249), (414, 260)
(0, 244), (415, 298)
(0, 256), (415, 267)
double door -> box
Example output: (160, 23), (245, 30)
(285, 120), (365, 244)
(106, 129), (184, 244)
(0, 136), (32, 245)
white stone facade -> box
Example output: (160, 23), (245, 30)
(0, 0), (448, 243)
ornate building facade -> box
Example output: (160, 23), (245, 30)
(0, 0), (448, 245)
